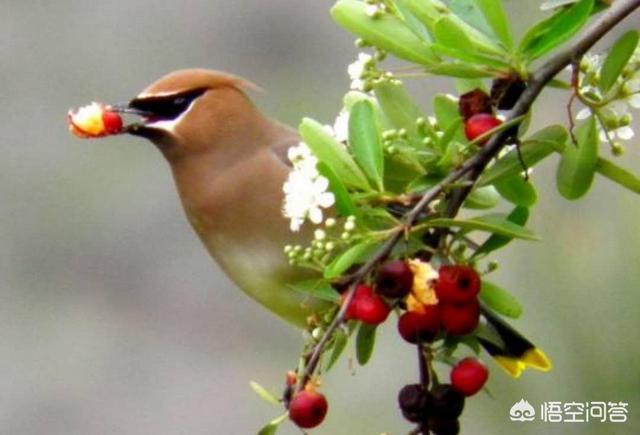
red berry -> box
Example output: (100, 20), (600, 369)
(376, 260), (414, 298)
(440, 300), (480, 336)
(398, 306), (440, 343)
(450, 358), (489, 397)
(101, 110), (123, 134)
(436, 265), (481, 304)
(356, 291), (390, 325)
(289, 388), (328, 429)
(464, 113), (501, 145)
(341, 284), (372, 320)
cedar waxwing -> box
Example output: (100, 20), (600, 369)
(106, 69), (329, 327)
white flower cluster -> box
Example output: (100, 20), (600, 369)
(577, 47), (640, 146)
(348, 53), (374, 91)
(282, 143), (335, 232)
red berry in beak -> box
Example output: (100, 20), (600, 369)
(440, 300), (480, 336)
(288, 388), (328, 429)
(450, 358), (489, 397)
(436, 265), (481, 304)
(464, 113), (502, 145)
(376, 260), (414, 298)
(397, 306), (440, 344)
(102, 110), (123, 134)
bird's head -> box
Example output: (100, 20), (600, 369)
(110, 69), (267, 161)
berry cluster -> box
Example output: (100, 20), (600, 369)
(67, 102), (124, 138)
(398, 357), (488, 434)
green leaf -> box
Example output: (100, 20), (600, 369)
(326, 328), (349, 372)
(476, 0), (513, 50)
(317, 162), (359, 218)
(426, 214), (539, 240)
(600, 30), (640, 93)
(480, 281), (523, 319)
(349, 101), (385, 191)
(331, 0), (439, 66)
(519, 0), (594, 61)
(479, 125), (568, 186)
(257, 414), (288, 435)
(395, 0), (433, 42)
(595, 157), (640, 194)
(433, 94), (465, 145)
(556, 116), (599, 200)
(299, 118), (370, 191)
(356, 322), (377, 365)
(495, 175), (538, 207)
(463, 185), (501, 209)
(250, 381), (280, 406)
(288, 279), (341, 303)
(472, 206), (530, 258)
(324, 240), (380, 279)
(373, 80), (426, 140)
(432, 16), (506, 61)
(426, 62), (495, 78)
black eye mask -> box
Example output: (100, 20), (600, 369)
(128, 88), (207, 121)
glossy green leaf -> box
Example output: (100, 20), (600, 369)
(324, 240), (380, 279)
(426, 62), (495, 78)
(495, 175), (538, 206)
(433, 94), (465, 145)
(250, 381), (280, 406)
(476, 0), (513, 49)
(463, 185), (501, 209)
(356, 323), (377, 365)
(600, 30), (640, 93)
(395, 0), (433, 42)
(556, 116), (599, 200)
(472, 206), (529, 258)
(326, 328), (349, 372)
(426, 214), (539, 240)
(406, 0), (504, 56)
(480, 281), (523, 319)
(595, 157), (640, 194)
(349, 100), (385, 191)
(331, 0), (439, 65)
(519, 0), (594, 61)
(479, 125), (568, 186)
(373, 80), (425, 140)
(317, 162), (359, 218)
(299, 118), (370, 191)
(288, 279), (341, 303)
(432, 16), (506, 62)
(257, 414), (288, 435)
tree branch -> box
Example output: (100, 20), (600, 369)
(296, 0), (640, 393)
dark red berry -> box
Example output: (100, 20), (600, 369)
(464, 113), (502, 145)
(450, 358), (489, 397)
(458, 88), (492, 121)
(289, 388), (328, 429)
(429, 384), (465, 419)
(398, 307), (440, 344)
(440, 300), (480, 336)
(356, 291), (390, 325)
(428, 418), (460, 435)
(436, 265), (481, 304)
(102, 110), (123, 134)
(376, 260), (414, 298)
(398, 384), (429, 423)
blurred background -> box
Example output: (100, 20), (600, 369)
(0, 1), (638, 434)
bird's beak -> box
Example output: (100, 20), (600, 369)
(107, 103), (155, 134)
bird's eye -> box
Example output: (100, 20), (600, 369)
(173, 97), (186, 105)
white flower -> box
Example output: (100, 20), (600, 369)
(366, 4), (381, 16)
(348, 53), (372, 91)
(282, 142), (335, 231)
(332, 110), (350, 142)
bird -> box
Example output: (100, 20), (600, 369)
(97, 69), (329, 327)
(69, 68), (550, 376)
